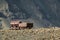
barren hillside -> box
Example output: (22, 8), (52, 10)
(0, 0), (60, 28)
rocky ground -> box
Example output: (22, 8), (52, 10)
(0, 27), (60, 40)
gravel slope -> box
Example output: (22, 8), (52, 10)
(0, 27), (60, 40)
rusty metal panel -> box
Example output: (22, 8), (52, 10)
(19, 23), (27, 27)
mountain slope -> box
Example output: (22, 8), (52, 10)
(0, 0), (60, 28)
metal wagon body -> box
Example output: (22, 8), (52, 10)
(10, 20), (33, 30)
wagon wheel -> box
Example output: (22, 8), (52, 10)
(20, 27), (26, 30)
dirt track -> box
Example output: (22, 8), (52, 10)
(0, 27), (60, 40)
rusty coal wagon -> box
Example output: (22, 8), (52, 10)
(10, 20), (33, 30)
